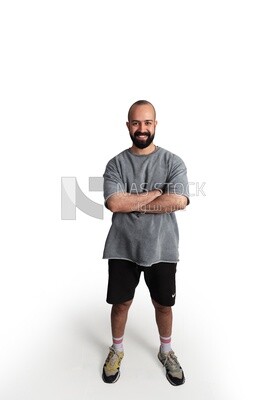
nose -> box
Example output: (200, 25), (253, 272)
(139, 122), (147, 132)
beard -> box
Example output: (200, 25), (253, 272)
(130, 131), (155, 149)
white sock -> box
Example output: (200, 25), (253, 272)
(160, 335), (172, 353)
(112, 336), (124, 352)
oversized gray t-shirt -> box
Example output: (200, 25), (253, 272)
(103, 146), (189, 267)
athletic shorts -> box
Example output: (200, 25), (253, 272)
(106, 259), (177, 307)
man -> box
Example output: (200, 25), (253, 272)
(102, 100), (190, 386)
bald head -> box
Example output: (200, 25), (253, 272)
(127, 100), (156, 122)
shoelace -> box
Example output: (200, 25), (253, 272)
(163, 351), (181, 371)
(106, 347), (122, 370)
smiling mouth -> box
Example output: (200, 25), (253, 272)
(136, 134), (149, 139)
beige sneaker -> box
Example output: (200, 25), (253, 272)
(158, 348), (185, 386)
(102, 346), (124, 384)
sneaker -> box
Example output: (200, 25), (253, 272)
(158, 348), (185, 386)
(102, 346), (124, 384)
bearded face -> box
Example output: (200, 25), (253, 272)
(127, 104), (157, 150)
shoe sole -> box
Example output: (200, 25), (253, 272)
(166, 372), (185, 386)
(102, 370), (120, 384)
(158, 354), (185, 386)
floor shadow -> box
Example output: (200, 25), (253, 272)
(68, 305), (161, 374)
(67, 307), (111, 373)
(126, 327), (158, 360)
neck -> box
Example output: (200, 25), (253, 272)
(130, 143), (156, 155)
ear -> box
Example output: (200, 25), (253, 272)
(126, 121), (130, 129)
(155, 120), (158, 126)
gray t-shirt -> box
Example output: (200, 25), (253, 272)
(103, 146), (189, 267)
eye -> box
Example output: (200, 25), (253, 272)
(132, 122), (138, 126)
(145, 121), (152, 125)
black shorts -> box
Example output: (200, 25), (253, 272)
(106, 259), (177, 307)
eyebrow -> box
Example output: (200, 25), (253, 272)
(131, 119), (154, 123)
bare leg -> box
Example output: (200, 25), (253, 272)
(103, 301), (133, 383)
(152, 299), (172, 337)
(111, 300), (133, 338)
(151, 300), (185, 386)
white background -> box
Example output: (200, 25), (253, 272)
(1, 1), (266, 399)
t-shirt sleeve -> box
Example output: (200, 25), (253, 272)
(103, 158), (125, 206)
(166, 154), (190, 204)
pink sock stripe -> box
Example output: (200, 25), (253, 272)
(113, 336), (123, 344)
(160, 336), (171, 344)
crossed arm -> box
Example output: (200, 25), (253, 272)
(106, 190), (188, 214)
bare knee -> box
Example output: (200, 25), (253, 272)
(112, 300), (132, 314)
(152, 299), (172, 315)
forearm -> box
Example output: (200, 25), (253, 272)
(106, 190), (162, 213)
(138, 194), (188, 214)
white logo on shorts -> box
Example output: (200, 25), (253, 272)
(172, 293), (176, 298)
